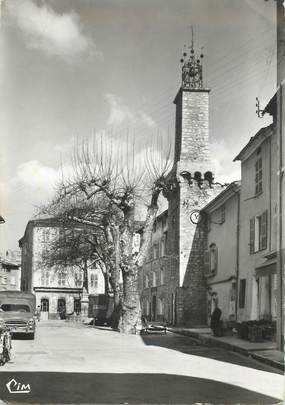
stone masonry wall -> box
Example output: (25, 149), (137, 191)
(180, 90), (210, 165)
(170, 88), (224, 326)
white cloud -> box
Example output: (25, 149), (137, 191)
(14, 160), (58, 193)
(210, 141), (241, 184)
(104, 93), (156, 129)
(138, 111), (156, 129)
(6, 0), (97, 60)
(105, 93), (134, 126)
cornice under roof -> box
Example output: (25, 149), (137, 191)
(233, 125), (274, 162)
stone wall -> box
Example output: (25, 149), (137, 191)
(140, 86), (224, 326)
(169, 88), (222, 326)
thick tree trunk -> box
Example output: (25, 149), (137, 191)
(104, 223), (122, 329)
(119, 265), (141, 333)
(118, 201), (159, 333)
(135, 205), (158, 267)
(118, 205), (141, 333)
(103, 271), (110, 295)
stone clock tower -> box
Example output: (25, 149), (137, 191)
(166, 40), (222, 326)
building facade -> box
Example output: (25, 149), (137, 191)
(139, 40), (280, 336)
(139, 211), (173, 323)
(201, 182), (241, 326)
(234, 95), (278, 325)
(0, 249), (21, 291)
(19, 219), (105, 320)
(0, 260), (21, 291)
(200, 94), (278, 332)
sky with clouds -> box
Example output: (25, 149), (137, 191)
(0, 0), (277, 252)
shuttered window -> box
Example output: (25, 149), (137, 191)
(210, 244), (218, 275)
(255, 158), (263, 195)
(204, 246), (217, 277)
(204, 250), (210, 276)
(249, 210), (267, 254)
(204, 243), (218, 277)
(260, 211), (268, 250)
(249, 218), (255, 254)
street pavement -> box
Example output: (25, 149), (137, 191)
(141, 331), (284, 373)
(0, 320), (283, 404)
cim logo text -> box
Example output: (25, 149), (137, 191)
(6, 379), (31, 394)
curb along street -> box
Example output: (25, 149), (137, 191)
(168, 328), (285, 372)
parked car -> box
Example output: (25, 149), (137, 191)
(0, 291), (36, 339)
(141, 317), (167, 334)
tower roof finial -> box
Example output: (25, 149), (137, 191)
(179, 26), (204, 90)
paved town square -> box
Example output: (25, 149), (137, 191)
(0, 321), (283, 403)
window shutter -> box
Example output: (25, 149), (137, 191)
(249, 218), (255, 254)
(214, 247), (218, 275)
(204, 250), (210, 276)
(260, 210), (268, 250)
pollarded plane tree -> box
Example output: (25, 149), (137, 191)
(42, 135), (171, 333)
(41, 192), (122, 303)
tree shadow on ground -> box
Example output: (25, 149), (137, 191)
(0, 371), (280, 404)
(140, 331), (283, 375)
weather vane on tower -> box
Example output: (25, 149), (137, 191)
(180, 26), (204, 89)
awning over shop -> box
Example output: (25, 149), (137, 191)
(255, 258), (277, 278)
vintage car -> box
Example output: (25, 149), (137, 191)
(0, 291), (36, 339)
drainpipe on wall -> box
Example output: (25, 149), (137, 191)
(235, 192), (240, 322)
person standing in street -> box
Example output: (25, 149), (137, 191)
(210, 302), (222, 337)
(35, 305), (41, 322)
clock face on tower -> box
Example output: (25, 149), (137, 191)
(189, 209), (202, 224)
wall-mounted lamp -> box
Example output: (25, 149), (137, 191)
(0, 216), (5, 224)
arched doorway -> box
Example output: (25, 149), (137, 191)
(74, 298), (81, 315)
(40, 298), (49, 321)
(57, 298), (66, 319)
